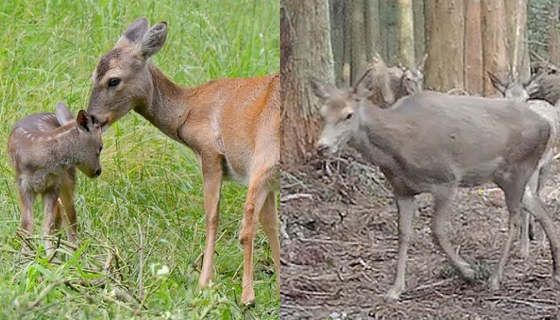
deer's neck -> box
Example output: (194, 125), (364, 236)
(351, 106), (407, 169)
(134, 64), (191, 142)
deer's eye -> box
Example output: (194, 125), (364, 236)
(345, 112), (353, 120)
(108, 78), (121, 88)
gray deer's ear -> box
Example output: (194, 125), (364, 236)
(310, 78), (333, 100)
(76, 110), (94, 132)
(524, 73), (542, 96)
(115, 17), (150, 48)
(488, 71), (506, 94)
(56, 102), (74, 125)
(135, 21), (168, 60)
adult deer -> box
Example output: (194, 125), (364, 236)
(86, 17), (279, 304)
(489, 71), (560, 258)
(311, 76), (560, 300)
(8, 103), (103, 255)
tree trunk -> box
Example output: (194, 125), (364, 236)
(350, 0), (367, 84)
(424, 0), (465, 92)
(379, 0), (399, 66)
(342, 0), (352, 86)
(281, 0), (334, 168)
(464, 0), (483, 94)
(413, 0), (425, 63)
(330, 0), (346, 86)
(505, 0), (529, 81)
(398, 0), (415, 68)
(482, 0), (509, 96)
(365, 0), (381, 63)
(547, 1), (560, 66)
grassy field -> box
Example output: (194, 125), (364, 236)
(0, 0), (279, 319)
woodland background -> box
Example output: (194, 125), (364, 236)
(281, 0), (560, 167)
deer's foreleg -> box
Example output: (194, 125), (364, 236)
(198, 154), (223, 289)
(59, 169), (77, 242)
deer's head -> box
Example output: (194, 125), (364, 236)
(87, 17), (168, 131)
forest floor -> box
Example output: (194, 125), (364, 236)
(280, 149), (560, 320)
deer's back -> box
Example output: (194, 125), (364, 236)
(180, 74), (279, 184)
(8, 112), (67, 191)
(359, 91), (550, 191)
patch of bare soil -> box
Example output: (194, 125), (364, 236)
(280, 149), (560, 320)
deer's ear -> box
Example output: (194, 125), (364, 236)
(135, 21), (168, 60)
(115, 17), (149, 48)
(76, 110), (94, 132)
(417, 53), (428, 71)
(310, 78), (333, 100)
(56, 102), (74, 125)
(488, 71), (506, 94)
(524, 73), (542, 96)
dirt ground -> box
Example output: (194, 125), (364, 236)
(280, 149), (560, 320)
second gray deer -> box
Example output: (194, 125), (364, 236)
(489, 71), (560, 258)
(8, 103), (103, 255)
(311, 77), (560, 300)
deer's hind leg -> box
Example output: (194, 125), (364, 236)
(240, 165), (275, 305)
(18, 185), (36, 237)
(42, 188), (62, 256)
(259, 191), (280, 291)
(490, 171), (531, 290)
(431, 186), (475, 280)
(521, 171), (560, 285)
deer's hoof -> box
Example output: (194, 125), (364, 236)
(553, 272), (560, 285)
(462, 267), (476, 281)
(385, 287), (402, 300)
(489, 275), (501, 291)
(241, 289), (255, 306)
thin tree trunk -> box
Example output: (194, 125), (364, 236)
(424, 0), (465, 92)
(365, 0), (381, 62)
(379, 0), (399, 66)
(330, 0), (346, 86)
(350, 0), (367, 84)
(398, 0), (415, 68)
(547, 2), (560, 66)
(505, 0), (529, 81)
(413, 0), (425, 63)
(482, 0), (509, 96)
(465, 0), (483, 94)
(281, 0), (334, 167)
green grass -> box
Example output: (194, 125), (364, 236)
(0, 0), (279, 319)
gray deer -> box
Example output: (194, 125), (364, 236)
(311, 76), (560, 300)
(489, 71), (560, 257)
(8, 102), (103, 255)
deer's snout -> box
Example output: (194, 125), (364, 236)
(317, 142), (335, 157)
(94, 168), (102, 177)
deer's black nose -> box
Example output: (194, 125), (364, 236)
(95, 168), (102, 177)
(317, 144), (330, 157)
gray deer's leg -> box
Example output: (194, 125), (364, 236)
(522, 172), (560, 285)
(387, 196), (415, 300)
(431, 186), (475, 280)
(490, 176), (526, 290)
